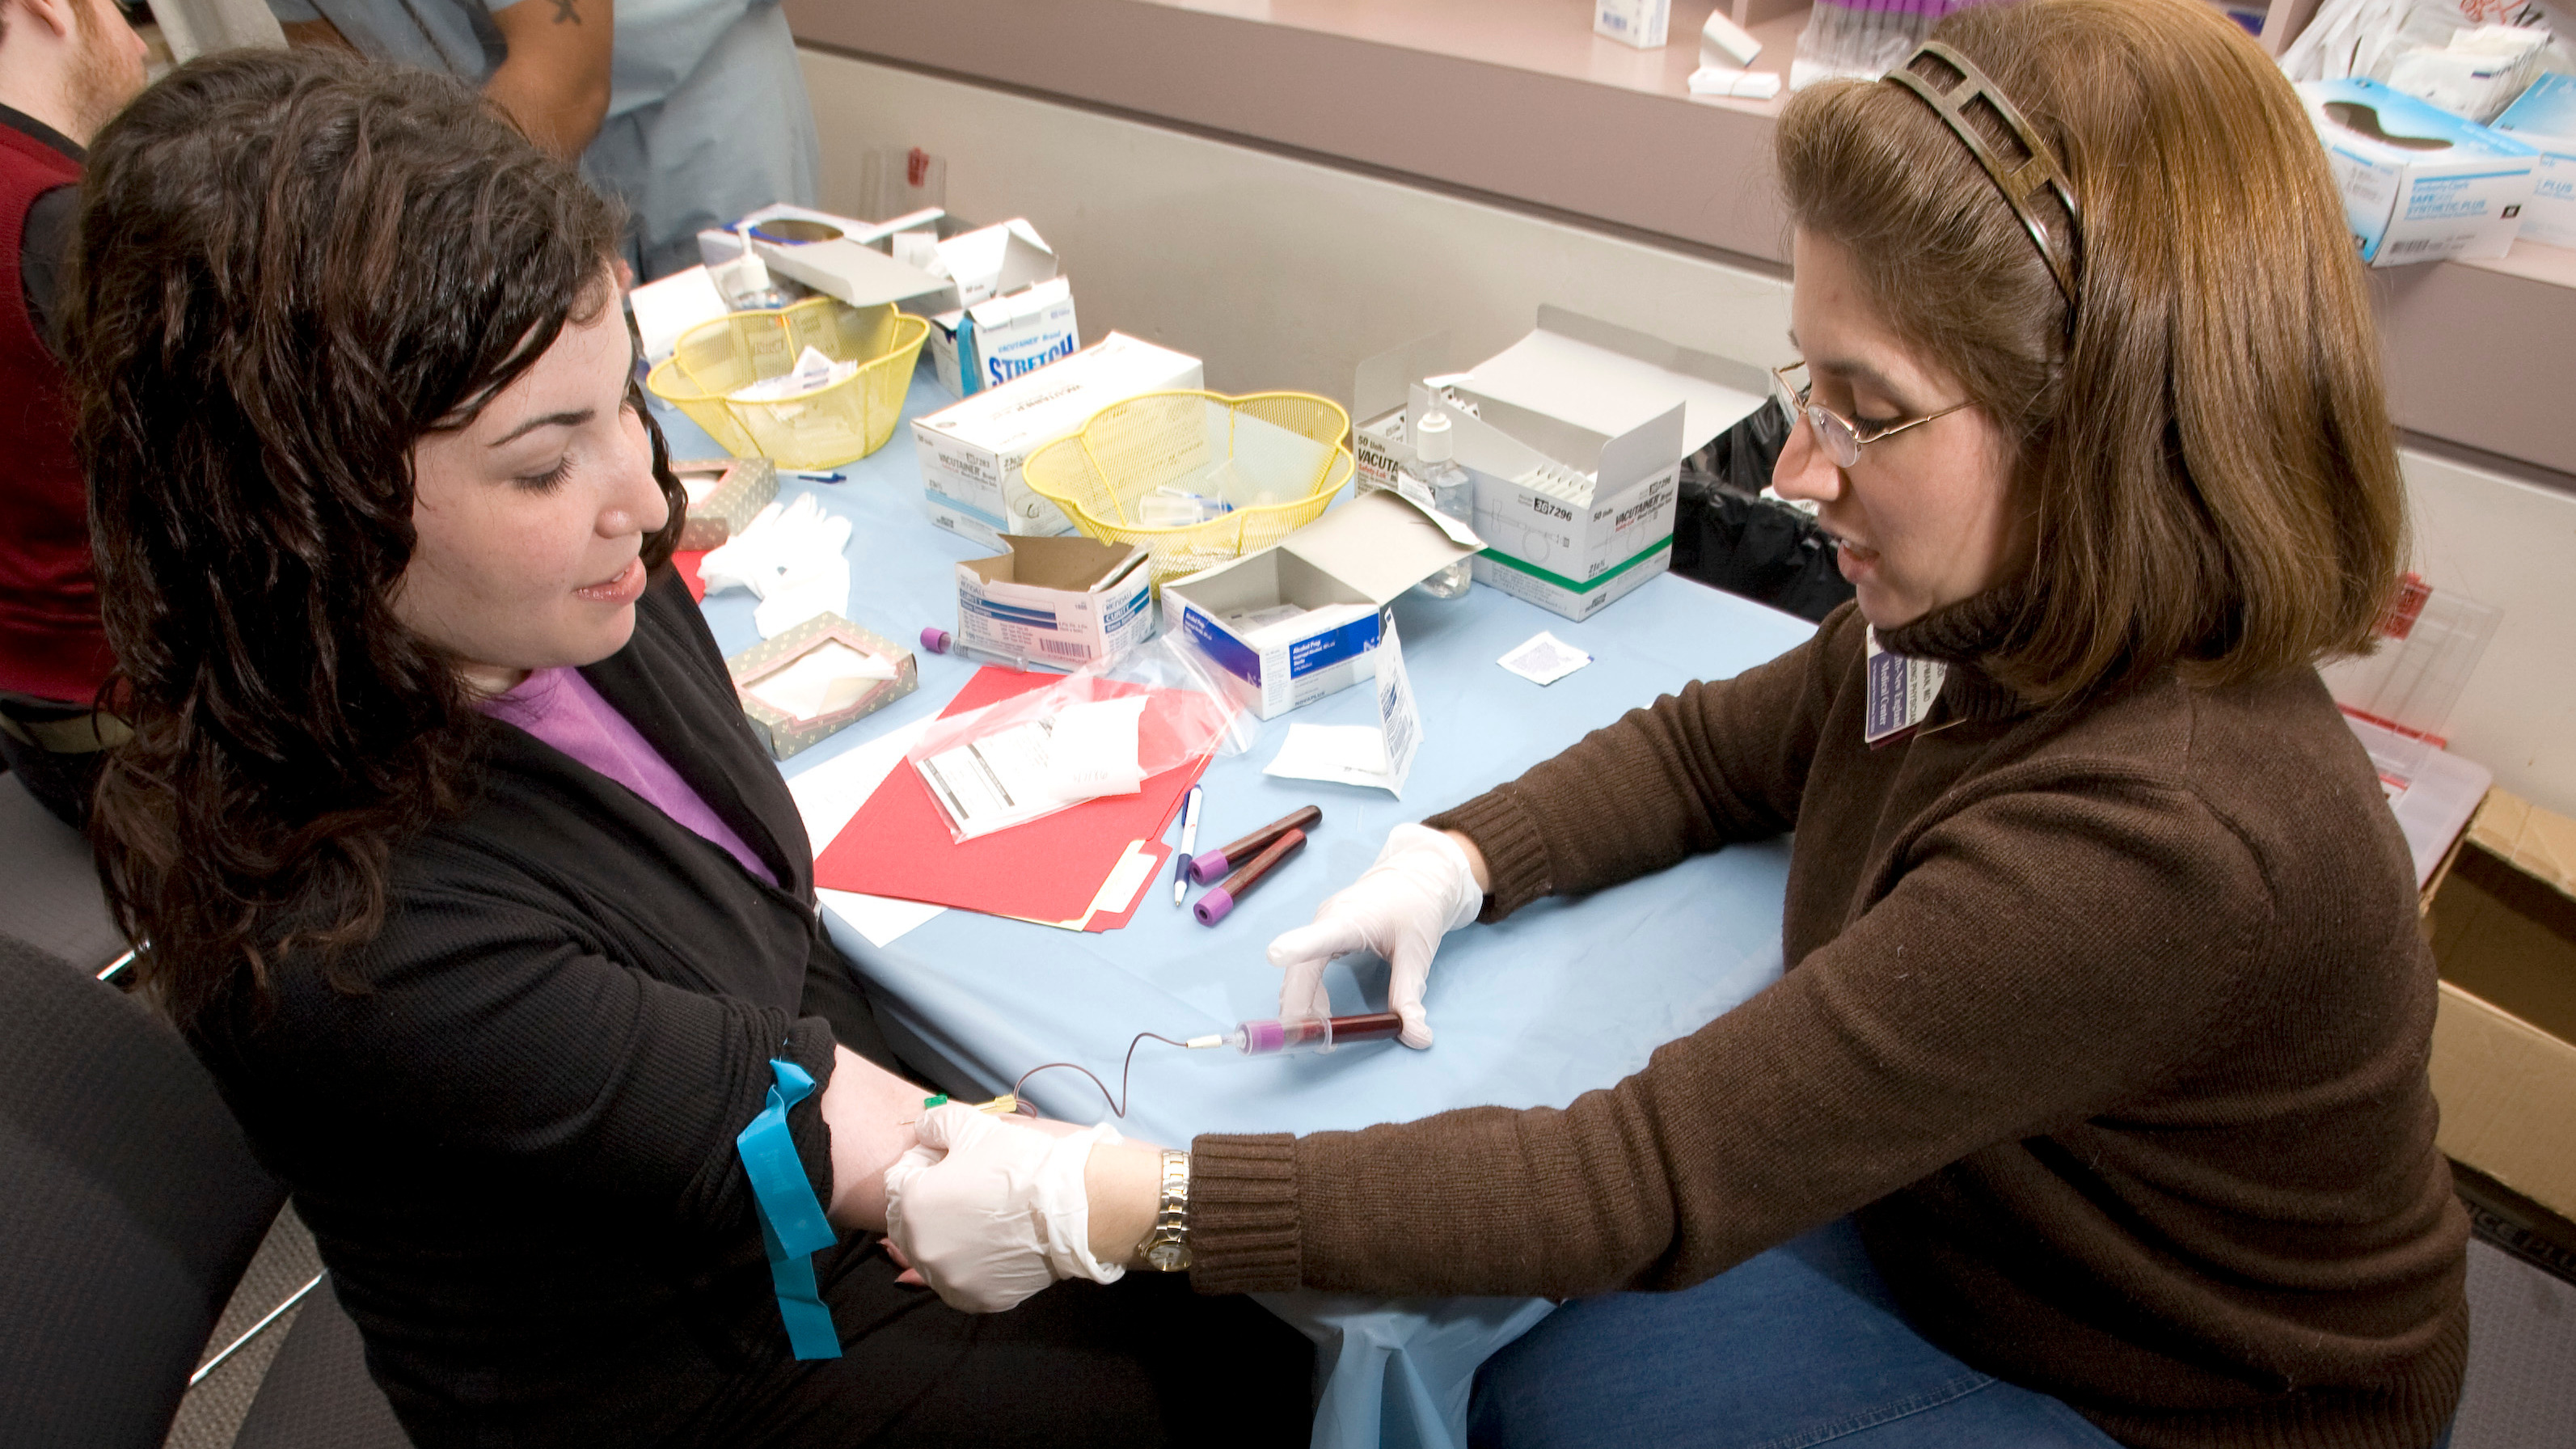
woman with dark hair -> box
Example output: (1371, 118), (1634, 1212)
(883, 2), (2468, 1447)
(69, 47), (1307, 1449)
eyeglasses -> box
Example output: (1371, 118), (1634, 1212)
(1771, 361), (1971, 470)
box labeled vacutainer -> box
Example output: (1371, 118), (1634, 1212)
(1162, 490), (1481, 720)
(953, 535), (1153, 670)
(2300, 78), (2540, 266)
(2493, 73), (2576, 250)
(912, 332), (1205, 550)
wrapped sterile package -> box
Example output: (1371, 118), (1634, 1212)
(727, 614), (917, 759)
(904, 635), (1254, 842)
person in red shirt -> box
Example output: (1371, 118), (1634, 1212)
(0, 0), (147, 825)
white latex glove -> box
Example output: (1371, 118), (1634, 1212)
(880, 1104), (1125, 1313)
(698, 493), (854, 636)
(1266, 822), (1482, 1049)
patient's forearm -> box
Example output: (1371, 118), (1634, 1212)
(817, 1045), (924, 1231)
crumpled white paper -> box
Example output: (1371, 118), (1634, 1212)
(728, 345), (859, 403)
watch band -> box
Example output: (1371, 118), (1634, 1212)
(1135, 1149), (1191, 1271)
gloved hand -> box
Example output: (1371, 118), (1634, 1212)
(880, 1104), (1125, 1313)
(1266, 822), (1483, 1049)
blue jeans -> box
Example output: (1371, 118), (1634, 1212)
(1467, 1218), (2125, 1449)
(1467, 1218), (2457, 1449)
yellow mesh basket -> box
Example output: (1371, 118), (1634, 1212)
(645, 298), (927, 468)
(1020, 391), (1354, 588)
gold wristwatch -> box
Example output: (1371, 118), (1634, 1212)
(1134, 1149), (1191, 1271)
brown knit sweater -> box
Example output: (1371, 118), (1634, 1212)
(1187, 596), (2468, 1449)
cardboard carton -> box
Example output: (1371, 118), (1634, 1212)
(921, 222), (1077, 396)
(1355, 309), (1769, 620)
(1349, 332), (1455, 492)
(931, 277), (1080, 399)
(1413, 376), (1686, 622)
(2426, 789), (2576, 1224)
(2493, 73), (2576, 250)
(953, 535), (1152, 670)
(1594, 0), (1670, 49)
(910, 332), (1205, 549)
(727, 613), (917, 760)
(1161, 489), (1481, 719)
(719, 204), (954, 310)
(2301, 78), (2541, 265)
(672, 457), (779, 552)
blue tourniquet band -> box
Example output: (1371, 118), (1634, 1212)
(737, 1058), (842, 1359)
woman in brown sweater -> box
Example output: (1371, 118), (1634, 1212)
(883, 2), (2469, 1446)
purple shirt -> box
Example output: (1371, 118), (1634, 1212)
(482, 666), (778, 888)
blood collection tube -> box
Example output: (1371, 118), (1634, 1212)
(1223, 1012), (1405, 1055)
(1191, 827), (1305, 926)
(1189, 805), (1322, 885)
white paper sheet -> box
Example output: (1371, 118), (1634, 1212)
(787, 720), (946, 946)
(1259, 623), (1421, 796)
(1263, 724), (1395, 791)
(1497, 632), (1594, 686)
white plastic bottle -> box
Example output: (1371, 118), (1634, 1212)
(1404, 410), (1474, 600)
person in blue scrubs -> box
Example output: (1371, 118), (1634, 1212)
(270, 0), (818, 279)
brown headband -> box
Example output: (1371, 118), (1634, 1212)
(1883, 40), (2083, 310)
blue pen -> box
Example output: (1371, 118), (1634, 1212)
(1172, 785), (1205, 906)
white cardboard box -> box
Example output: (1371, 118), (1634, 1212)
(1419, 307), (1766, 619)
(1594, 0), (1670, 49)
(2493, 73), (2576, 250)
(2302, 78), (2540, 266)
(1349, 332), (1455, 492)
(1162, 490), (1480, 720)
(954, 535), (1153, 670)
(910, 332), (1205, 549)
(931, 277), (1080, 399)
(923, 222), (1072, 395)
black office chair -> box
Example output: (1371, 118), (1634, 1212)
(0, 935), (409, 1449)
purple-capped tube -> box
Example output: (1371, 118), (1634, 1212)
(1224, 1012), (1404, 1056)
(1228, 1016), (1335, 1055)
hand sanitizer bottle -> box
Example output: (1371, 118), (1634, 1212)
(1403, 410), (1473, 600)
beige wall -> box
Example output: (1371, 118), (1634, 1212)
(800, 49), (2576, 817)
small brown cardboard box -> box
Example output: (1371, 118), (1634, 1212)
(2426, 789), (2576, 1223)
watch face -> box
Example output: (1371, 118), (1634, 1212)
(1147, 1242), (1189, 1272)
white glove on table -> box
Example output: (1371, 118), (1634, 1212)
(880, 1104), (1125, 1314)
(1266, 822), (1483, 1049)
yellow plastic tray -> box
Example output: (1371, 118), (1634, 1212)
(646, 298), (927, 468)
(1020, 391), (1353, 588)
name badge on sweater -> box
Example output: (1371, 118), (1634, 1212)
(1864, 628), (1945, 749)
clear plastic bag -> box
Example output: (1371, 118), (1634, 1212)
(904, 634), (1256, 843)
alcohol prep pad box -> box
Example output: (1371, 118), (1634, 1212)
(2494, 73), (2576, 249)
(2300, 78), (2540, 265)
(953, 535), (1152, 670)
(911, 332), (1204, 550)
(1161, 489), (1482, 720)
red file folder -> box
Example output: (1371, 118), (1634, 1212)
(813, 666), (1207, 930)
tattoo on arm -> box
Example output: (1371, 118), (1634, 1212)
(550, 0), (581, 23)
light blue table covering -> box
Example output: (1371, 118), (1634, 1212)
(662, 362), (1816, 1449)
